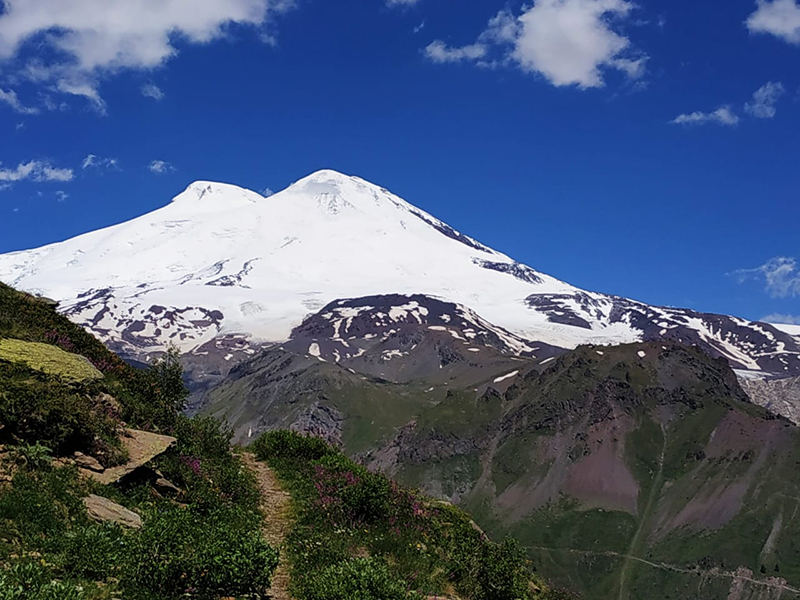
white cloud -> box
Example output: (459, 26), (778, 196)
(55, 190), (70, 202)
(425, 0), (647, 89)
(141, 83), (165, 101)
(261, 187), (275, 197)
(56, 79), (107, 114)
(734, 257), (800, 298)
(746, 0), (800, 44)
(671, 106), (740, 126)
(82, 154), (119, 170)
(425, 41), (489, 63)
(0, 0), (293, 111)
(762, 313), (800, 325)
(0, 88), (39, 114)
(148, 160), (175, 174)
(744, 81), (785, 118)
(387, 0), (421, 5)
(0, 160), (74, 183)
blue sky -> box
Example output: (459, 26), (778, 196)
(0, 0), (798, 324)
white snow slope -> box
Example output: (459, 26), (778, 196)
(1, 170), (798, 375)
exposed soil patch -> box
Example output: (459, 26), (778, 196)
(564, 418), (639, 515)
(241, 452), (292, 600)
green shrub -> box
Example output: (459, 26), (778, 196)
(10, 442), (53, 470)
(59, 524), (125, 580)
(120, 347), (189, 433)
(252, 429), (335, 462)
(123, 506), (278, 599)
(476, 539), (534, 600)
(0, 561), (84, 600)
(0, 468), (85, 547)
(155, 416), (260, 512)
(301, 557), (421, 600)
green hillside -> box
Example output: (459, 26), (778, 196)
(206, 330), (800, 600)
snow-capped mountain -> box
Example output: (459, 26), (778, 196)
(0, 169), (798, 376)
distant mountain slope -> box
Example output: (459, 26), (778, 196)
(1, 170), (798, 376)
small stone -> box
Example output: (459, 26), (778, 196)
(84, 494), (142, 529)
(73, 452), (104, 473)
(154, 477), (183, 497)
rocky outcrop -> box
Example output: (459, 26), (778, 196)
(290, 402), (344, 447)
(739, 376), (800, 425)
(82, 428), (176, 485)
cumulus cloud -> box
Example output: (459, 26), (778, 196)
(425, 0), (647, 89)
(0, 88), (39, 114)
(762, 313), (800, 325)
(746, 0), (800, 44)
(148, 160), (175, 174)
(671, 106), (740, 126)
(0, 160), (74, 183)
(0, 0), (293, 111)
(55, 190), (70, 202)
(82, 154), (119, 170)
(734, 256), (800, 298)
(744, 81), (785, 118)
(141, 83), (165, 101)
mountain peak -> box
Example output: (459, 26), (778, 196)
(170, 181), (264, 210)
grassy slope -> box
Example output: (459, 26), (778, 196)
(252, 430), (575, 600)
(0, 283), (278, 599)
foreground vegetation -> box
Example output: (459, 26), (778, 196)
(0, 282), (278, 599)
(253, 430), (573, 600)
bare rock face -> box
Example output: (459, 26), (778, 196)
(84, 494), (142, 529)
(290, 402), (344, 447)
(739, 376), (800, 425)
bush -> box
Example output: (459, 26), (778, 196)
(312, 453), (391, 524)
(155, 416), (260, 512)
(302, 558), (421, 600)
(252, 429), (335, 462)
(0, 468), (85, 548)
(60, 524), (125, 580)
(123, 506), (278, 600)
(121, 347), (189, 432)
(476, 539), (534, 600)
(0, 561), (84, 600)
(10, 442), (53, 470)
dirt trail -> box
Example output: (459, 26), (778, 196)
(241, 452), (293, 600)
(617, 423), (667, 600)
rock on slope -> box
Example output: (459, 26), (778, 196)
(0, 170), (798, 378)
